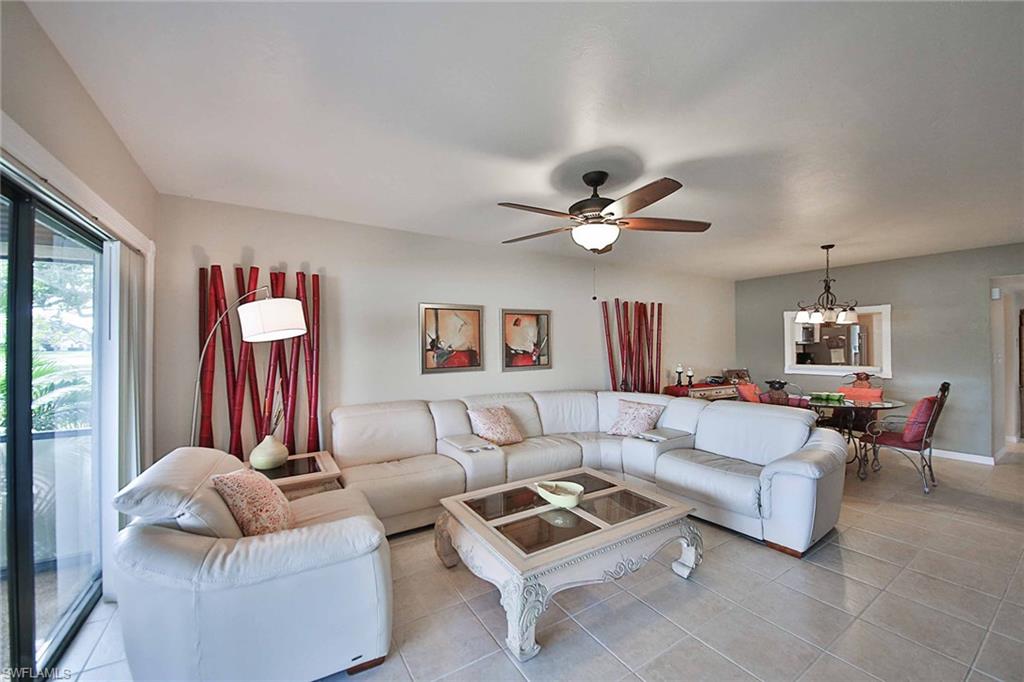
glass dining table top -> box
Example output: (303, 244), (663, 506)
(806, 398), (906, 410)
(461, 472), (666, 556)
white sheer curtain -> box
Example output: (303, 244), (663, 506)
(99, 241), (149, 599)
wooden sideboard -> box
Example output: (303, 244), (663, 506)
(664, 383), (739, 401)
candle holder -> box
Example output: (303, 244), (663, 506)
(686, 367), (694, 387)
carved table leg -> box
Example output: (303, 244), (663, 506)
(500, 575), (548, 661)
(434, 510), (460, 568)
(671, 520), (704, 579)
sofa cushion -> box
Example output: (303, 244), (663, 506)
(530, 391), (599, 434)
(559, 432), (625, 470)
(429, 399), (472, 439)
(340, 454), (465, 519)
(659, 397), (710, 432)
(463, 393), (543, 438)
(656, 449), (763, 518)
(694, 400), (816, 466)
(289, 487), (377, 528)
(597, 392), (671, 432)
(502, 436), (583, 481)
(331, 400), (437, 468)
(468, 406), (524, 445)
(112, 447), (244, 539)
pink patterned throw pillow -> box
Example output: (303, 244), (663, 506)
(467, 406), (524, 446)
(607, 400), (665, 436)
(211, 468), (293, 537)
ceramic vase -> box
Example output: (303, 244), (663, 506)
(250, 435), (288, 470)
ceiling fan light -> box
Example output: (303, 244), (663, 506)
(571, 224), (620, 252)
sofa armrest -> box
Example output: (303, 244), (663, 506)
(759, 428), (847, 552)
(621, 433), (696, 482)
(437, 439), (506, 490)
(761, 429), (847, 483)
(115, 514), (385, 590)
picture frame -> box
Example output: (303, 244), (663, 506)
(420, 303), (484, 374)
(501, 308), (551, 371)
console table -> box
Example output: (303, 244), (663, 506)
(664, 383), (738, 401)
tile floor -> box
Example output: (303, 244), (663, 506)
(58, 447), (1024, 682)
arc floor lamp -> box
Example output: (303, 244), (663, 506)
(190, 285), (307, 446)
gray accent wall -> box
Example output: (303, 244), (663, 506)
(736, 243), (1024, 457)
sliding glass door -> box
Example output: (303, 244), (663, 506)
(2, 177), (103, 672)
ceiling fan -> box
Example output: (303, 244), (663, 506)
(498, 171), (710, 254)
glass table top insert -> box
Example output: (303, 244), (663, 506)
(462, 472), (665, 555)
(259, 456), (322, 480)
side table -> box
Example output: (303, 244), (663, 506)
(248, 450), (342, 501)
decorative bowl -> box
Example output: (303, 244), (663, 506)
(535, 481), (584, 509)
(826, 392), (845, 402)
(810, 392), (830, 401)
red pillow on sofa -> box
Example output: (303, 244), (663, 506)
(902, 396), (937, 443)
(736, 383), (761, 402)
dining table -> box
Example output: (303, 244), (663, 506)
(806, 398), (907, 480)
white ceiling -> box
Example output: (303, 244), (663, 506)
(29, 2), (1024, 279)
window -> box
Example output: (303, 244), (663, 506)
(2, 176), (104, 673)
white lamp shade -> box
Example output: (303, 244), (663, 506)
(823, 308), (839, 323)
(837, 310), (859, 324)
(794, 310), (811, 324)
(808, 310), (824, 324)
(571, 224), (620, 251)
(237, 298), (307, 342)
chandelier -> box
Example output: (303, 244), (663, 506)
(794, 244), (858, 325)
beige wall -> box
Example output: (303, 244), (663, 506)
(153, 195), (737, 456)
(1, 1), (158, 238)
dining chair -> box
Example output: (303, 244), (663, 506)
(859, 382), (951, 493)
(759, 380), (809, 408)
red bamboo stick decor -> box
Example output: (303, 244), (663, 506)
(655, 303), (663, 393)
(235, 267), (263, 440)
(211, 266), (237, 418)
(198, 263), (324, 455)
(599, 299), (665, 395)
(307, 274), (321, 452)
(198, 274), (217, 448)
(600, 300), (617, 391)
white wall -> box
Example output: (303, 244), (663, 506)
(154, 195), (736, 456)
(1, 1), (159, 238)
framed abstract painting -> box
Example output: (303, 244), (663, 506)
(420, 303), (484, 373)
(501, 309), (551, 371)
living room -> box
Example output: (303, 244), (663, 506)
(1, 2), (1022, 681)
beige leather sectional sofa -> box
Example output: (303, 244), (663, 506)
(332, 390), (847, 555)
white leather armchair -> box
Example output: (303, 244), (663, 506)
(112, 448), (392, 681)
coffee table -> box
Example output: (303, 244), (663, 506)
(434, 467), (702, 661)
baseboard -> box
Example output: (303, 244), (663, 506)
(931, 449), (994, 466)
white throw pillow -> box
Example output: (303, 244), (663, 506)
(607, 400), (665, 436)
(112, 447), (245, 538)
(467, 406), (524, 446)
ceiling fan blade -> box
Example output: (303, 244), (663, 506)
(618, 217), (711, 232)
(601, 178), (682, 219)
(501, 226), (574, 244)
(498, 202), (574, 219)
